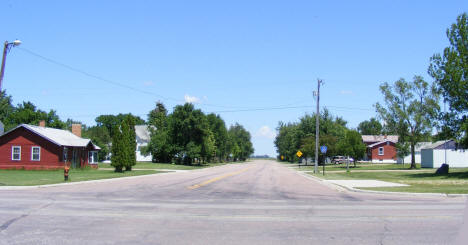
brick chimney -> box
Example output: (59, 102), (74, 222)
(72, 124), (82, 137)
(39, 120), (46, 127)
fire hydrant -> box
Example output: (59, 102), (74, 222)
(64, 166), (70, 181)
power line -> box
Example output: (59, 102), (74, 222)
(16, 47), (376, 115)
(18, 47), (183, 103)
(17, 47), (245, 109)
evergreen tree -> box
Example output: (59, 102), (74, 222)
(111, 125), (124, 172)
(125, 116), (136, 171)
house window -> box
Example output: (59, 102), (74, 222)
(12, 146), (21, 160)
(31, 146), (41, 161)
(88, 151), (98, 164)
(378, 147), (384, 156)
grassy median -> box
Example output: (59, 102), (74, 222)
(0, 168), (161, 186)
(309, 168), (468, 194)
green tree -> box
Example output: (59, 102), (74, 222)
(0, 91), (14, 129)
(336, 130), (366, 167)
(96, 113), (145, 137)
(275, 109), (347, 163)
(429, 12), (468, 147)
(124, 115), (136, 171)
(357, 118), (383, 135)
(169, 103), (211, 164)
(375, 76), (440, 169)
(396, 142), (410, 166)
(145, 102), (172, 163)
(82, 125), (111, 161)
(207, 113), (228, 161)
(111, 125), (124, 172)
(228, 123), (254, 161)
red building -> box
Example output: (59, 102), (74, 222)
(362, 135), (399, 163)
(0, 123), (100, 170)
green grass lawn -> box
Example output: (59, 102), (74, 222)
(0, 169), (160, 186)
(99, 161), (237, 170)
(310, 168), (468, 194)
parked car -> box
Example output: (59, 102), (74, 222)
(332, 156), (345, 164)
(332, 156), (354, 164)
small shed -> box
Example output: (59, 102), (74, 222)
(421, 140), (468, 168)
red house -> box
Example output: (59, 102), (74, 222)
(0, 123), (100, 170)
(362, 135), (399, 163)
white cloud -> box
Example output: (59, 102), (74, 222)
(255, 126), (276, 139)
(143, 81), (154, 87)
(340, 90), (353, 95)
(184, 94), (201, 104)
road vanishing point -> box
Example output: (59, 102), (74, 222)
(1, 159), (467, 245)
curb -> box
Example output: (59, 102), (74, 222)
(296, 170), (468, 198)
(0, 162), (247, 190)
(0, 170), (178, 190)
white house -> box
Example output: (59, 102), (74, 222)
(135, 125), (152, 162)
(421, 140), (468, 168)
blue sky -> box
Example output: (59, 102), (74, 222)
(1, 1), (466, 157)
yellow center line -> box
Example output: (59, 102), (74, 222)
(187, 166), (254, 190)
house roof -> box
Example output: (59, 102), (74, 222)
(4, 124), (100, 149)
(367, 140), (396, 148)
(413, 142), (434, 151)
(362, 135), (399, 143)
(422, 140), (456, 150)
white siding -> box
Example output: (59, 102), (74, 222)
(421, 149), (468, 168)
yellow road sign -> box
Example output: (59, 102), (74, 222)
(296, 150), (303, 158)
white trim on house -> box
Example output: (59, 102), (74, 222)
(378, 147), (384, 155)
(372, 159), (397, 164)
(12, 146), (21, 161)
(88, 151), (98, 164)
(31, 146), (41, 161)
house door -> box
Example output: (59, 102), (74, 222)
(72, 148), (79, 168)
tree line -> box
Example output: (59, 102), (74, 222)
(0, 92), (254, 168)
(143, 102), (253, 164)
(275, 109), (366, 165)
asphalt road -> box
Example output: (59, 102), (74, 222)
(0, 160), (467, 245)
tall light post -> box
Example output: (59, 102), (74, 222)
(0, 39), (22, 91)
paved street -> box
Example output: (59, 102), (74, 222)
(0, 159), (467, 245)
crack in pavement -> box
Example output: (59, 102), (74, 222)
(0, 214), (28, 231)
(0, 199), (55, 232)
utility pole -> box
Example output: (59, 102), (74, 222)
(0, 40), (21, 91)
(314, 79), (323, 174)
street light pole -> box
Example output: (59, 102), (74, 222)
(0, 40), (22, 91)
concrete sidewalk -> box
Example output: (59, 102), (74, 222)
(325, 179), (409, 188)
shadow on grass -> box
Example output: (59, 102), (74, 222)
(403, 170), (468, 179)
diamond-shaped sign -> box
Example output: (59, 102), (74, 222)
(296, 150), (303, 158)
